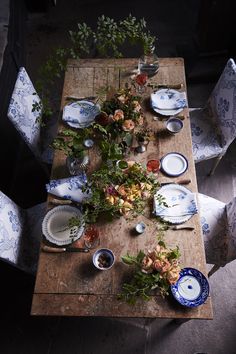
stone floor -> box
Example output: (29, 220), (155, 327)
(1, 1), (236, 353)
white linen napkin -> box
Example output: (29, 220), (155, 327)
(151, 89), (187, 110)
(46, 174), (91, 203)
(153, 192), (198, 217)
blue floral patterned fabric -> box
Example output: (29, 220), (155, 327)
(190, 59), (236, 162)
(0, 190), (46, 274)
(7, 67), (57, 165)
(198, 193), (236, 267)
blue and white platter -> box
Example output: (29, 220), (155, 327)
(62, 100), (100, 128)
(160, 152), (188, 177)
(151, 89), (187, 116)
(171, 267), (209, 307)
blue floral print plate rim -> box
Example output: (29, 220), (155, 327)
(153, 183), (198, 224)
(171, 267), (210, 307)
(151, 89), (187, 116)
(160, 152), (188, 177)
(42, 205), (85, 246)
(62, 100), (100, 128)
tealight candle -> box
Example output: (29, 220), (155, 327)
(135, 222), (146, 234)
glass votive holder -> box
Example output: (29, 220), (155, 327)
(135, 222), (146, 235)
(83, 226), (100, 249)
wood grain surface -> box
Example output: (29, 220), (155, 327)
(31, 58), (213, 319)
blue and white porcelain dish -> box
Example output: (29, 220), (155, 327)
(62, 100), (100, 128)
(92, 248), (115, 270)
(160, 152), (188, 177)
(171, 267), (209, 307)
(153, 184), (198, 224)
(151, 89), (187, 116)
(42, 205), (85, 246)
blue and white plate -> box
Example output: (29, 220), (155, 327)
(153, 184), (198, 224)
(151, 89), (187, 116)
(42, 205), (85, 245)
(160, 152), (188, 177)
(62, 100), (100, 128)
(171, 267), (210, 307)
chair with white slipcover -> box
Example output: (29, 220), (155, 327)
(0, 190), (46, 274)
(190, 58), (236, 175)
(199, 193), (236, 276)
(7, 67), (58, 166)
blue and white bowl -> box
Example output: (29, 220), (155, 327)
(92, 248), (115, 270)
(166, 117), (183, 134)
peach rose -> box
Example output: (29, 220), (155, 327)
(117, 95), (127, 104)
(117, 184), (127, 197)
(113, 109), (124, 121)
(122, 119), (135, 132)
(167, 269), (180, 284)
(141, 256), (153, 272)
(133, 100), (142, 112)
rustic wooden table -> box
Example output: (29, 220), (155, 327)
(31, 58), (213, 319)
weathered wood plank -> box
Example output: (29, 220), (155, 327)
(31, 294), (213, 319)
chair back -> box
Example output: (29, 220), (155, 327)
(225, 197), (236, 263)
(0, 191), (25, 270)
(207, 58), (236, 151)
(7, 67), (42, 159)
(0, 191), (44, 273)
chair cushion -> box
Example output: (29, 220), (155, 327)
(0, 191), (25, 269)
(198, 193), (228, 265)
(207, 58), (236, 151)
(225, 197), (236, 263)
(7, 67), (42, 159)
(190, 108), (223, 162)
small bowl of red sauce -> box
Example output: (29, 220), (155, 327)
(146, 159), (161, 173)
(93, 248), (115, 270)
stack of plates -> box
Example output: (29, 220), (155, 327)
(151, 89), (187, 116)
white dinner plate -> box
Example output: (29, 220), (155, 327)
(160, 152), (188, 176)
(42, 205), (85, 245)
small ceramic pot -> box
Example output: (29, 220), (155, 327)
(93, 248), (115, 270)
(166, 117), (183, 134)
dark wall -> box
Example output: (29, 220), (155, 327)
(0, 0), (27, 196)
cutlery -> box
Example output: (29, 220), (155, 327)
(65, 95), (97, 101)
(160, 179), (191, 186)
(41, 245), (89, 253)
(176, 115), (185, 120)
(169, 225), (195, 230)
(148, 83), (183, 90)
(49, 199), (72, 205)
